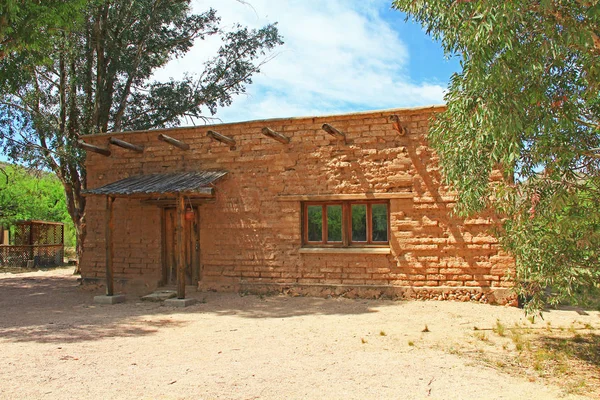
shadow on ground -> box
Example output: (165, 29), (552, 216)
(539, 333), (600, 369)
(0, 271), (397, 344)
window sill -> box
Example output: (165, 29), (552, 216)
(299, 247), (391, 255)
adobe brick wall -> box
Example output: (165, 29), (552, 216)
(81, 106), (516, 304)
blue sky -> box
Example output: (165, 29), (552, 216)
(153, 0), (460, 124)
(1, 1), (460, 164)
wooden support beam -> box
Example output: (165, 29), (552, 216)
(141, 196), (215, 207)
(321, 123), (346, 143)
(176, 194), (186, 299)
(207, 130), (236, 148)
(158, 133), (190, 150)
(85, 188), (214, 199)
(277, 192), (414, 201)
(261, 127), (290, 144)
(109, 137), (144, 153)
(389, 115), (408, 136)
(105, 196), (115, 296)
(77, 140), (111, 157)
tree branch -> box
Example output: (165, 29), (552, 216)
(113, 0), (163, 132)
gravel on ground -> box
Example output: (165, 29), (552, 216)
(1, 268), (597, 400)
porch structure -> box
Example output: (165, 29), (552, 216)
(84, 170), (227, 303)
(0, 220), (64, 268)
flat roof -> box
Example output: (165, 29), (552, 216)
(80, 104), (445, 139)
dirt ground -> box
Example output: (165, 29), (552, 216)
(1, 268), (598, 400)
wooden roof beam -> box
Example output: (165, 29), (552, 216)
(77, 140), (111, 157)
(261, 127), (290, 144)
(207, 130), (236, 148)
(322, 123), (346, 144)
(389, 115), (408, 136)
(158, 133), (190, 150)
(109, 137), (144, 153)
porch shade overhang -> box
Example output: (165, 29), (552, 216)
(83, 170), (228, 198)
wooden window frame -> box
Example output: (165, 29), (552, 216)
(302, 200), (390, 248)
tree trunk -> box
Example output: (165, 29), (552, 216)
(61, 179), (86, 274)
(73, 214), (86, 274)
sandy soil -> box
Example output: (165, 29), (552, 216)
(0, 268), (598, 400)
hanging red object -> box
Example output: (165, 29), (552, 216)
(185, 207), (194, 221)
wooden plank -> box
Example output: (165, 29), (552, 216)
(0, 244), (64, 248)
(109, 137), (144, 153)
(141, 197), (216, 207)
(195, 209), (201, 283)
(160, 208), (167, 285)
(298, 247), (391, 254)
(342, 202), (349, 247)
(278, 193), (414, 201)
(105, 196), (115, 296)
(16, 220), (64, 225)
(207, 130), (236, 147)
(77, 140), (111, 156)
(167, 209), (176, 284)
(158, 133), (190, 150)
(185, 213), (191, 284)
(261, 127), (290, 144)
(176, 195), (186, 299)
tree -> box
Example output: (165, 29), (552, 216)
(392, 0), (600, 311)
(0, 0), (87, 60)
(0, 0), (282, 264)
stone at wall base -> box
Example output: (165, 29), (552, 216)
(164, 298), (197, 308)
(228, 282), (517, 306)
(94, 294), (126, 304)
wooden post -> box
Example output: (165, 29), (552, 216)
(389, 115), (408, 136)
(109, 137), (144, 153)
(261, 127), (290, 144)
(158, 133), (190, 150)
(176, 194), (186, 299)
(105, 196), (115, 296)
(77, 140), (111, 156)
(28, 221), (34, 263)
(321, 124), (346, 143)
(194, 211), (201, 284)
(207, 130), (236, 147)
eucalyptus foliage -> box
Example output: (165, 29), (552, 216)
(393, 0), (600, 310)
(0, 0), (282, 260)
(0, 0), (86, 60)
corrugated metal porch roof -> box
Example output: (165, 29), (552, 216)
(84, 170), (228, 197)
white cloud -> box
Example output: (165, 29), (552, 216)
(153, 0), (446, 123)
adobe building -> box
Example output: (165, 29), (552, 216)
(80, 105), (515, 304)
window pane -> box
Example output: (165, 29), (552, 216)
(351, 204), (367, 242)
(307, 206), (322, 242)
(372, 204), (388, 242)
(327, 205), (342, 242)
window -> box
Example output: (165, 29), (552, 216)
(302, 201), (389, 247)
